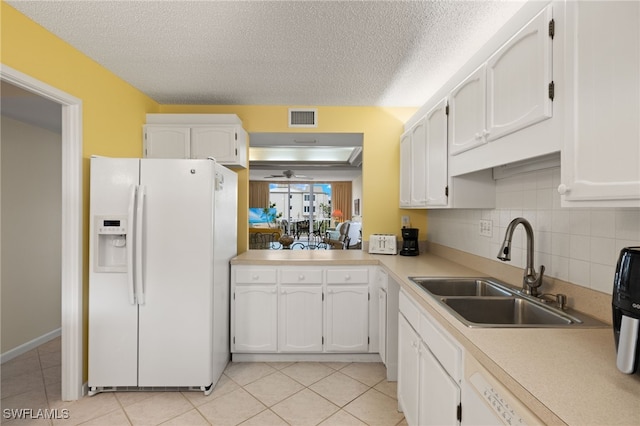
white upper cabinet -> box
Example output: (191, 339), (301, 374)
(143, 126), (191, 159)
(191, 126), (247, 165)
(425, 98), (449, 207)
(560, 0), (640, 207)
(449, 64), (487, 156)
(399, 117), (428, 208)
(399, 131), (413, 208)
(486, 5), (553, 142)
(450, 5), (554, 158)
(143, 114), (248, 168)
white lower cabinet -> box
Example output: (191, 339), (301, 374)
(325, 285), (369, 352)
(419, 341), (461, 425)
(278, 285), (323, 352)
(398, 314), (421, 426)
(232, 284), (278, 352)
(398, 290), (461, 426)
(231, 265), (374, 354)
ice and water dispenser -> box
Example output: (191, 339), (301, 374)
(94, 216), (128, 273)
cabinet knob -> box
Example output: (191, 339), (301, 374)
(557, 184), (570, 195)
(344, 274), (351, 281)
(298, 275), (305, 281)
(252, 275), (259, 280)
(475, 132), (482, 139)
(482, 129), (490, 137)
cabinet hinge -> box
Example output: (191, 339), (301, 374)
(445, 186), (449, 197)
(233, 292), (235, 300)
(368, 292), (370, 301)
(548, 19), (555, 39)
(445, 103), (449, 115)
(235, 148), (238, 155)
(322, 336), (324, 345)
(322, 293), (325, 301)
(548, 81), (555, 101)
(368, 337), (370, 344)
(233, 336), (235, 344)
(457, 403), (462, 422)
(235, 132), (238, 141)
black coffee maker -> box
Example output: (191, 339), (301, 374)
(612, 247), (640, 374)
(399, 228), (419, 256)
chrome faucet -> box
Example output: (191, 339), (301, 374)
(497, 217), (545, 297)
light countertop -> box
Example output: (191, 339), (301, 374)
(231, 250), (640, 425)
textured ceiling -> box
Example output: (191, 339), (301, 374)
(8, 0), (526, 107)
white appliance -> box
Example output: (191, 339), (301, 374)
(368, 234), (398, 255)
(88, 157), (237, 395)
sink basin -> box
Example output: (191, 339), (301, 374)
(441, 297), (574, 327)
(410, 277), (513, 297)
(409, 276), (609, 328)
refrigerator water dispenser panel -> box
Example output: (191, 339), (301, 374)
(95, 215), (128, 273)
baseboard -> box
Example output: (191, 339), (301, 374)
(231, 353), (382, 363)
(1, 328), (61, 364)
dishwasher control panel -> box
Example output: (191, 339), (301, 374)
(464, 355), (543, 426)
(469, 372), (527, 425)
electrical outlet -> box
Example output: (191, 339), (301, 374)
(479, 220), (493, 237)
(401, 216), (410, 228)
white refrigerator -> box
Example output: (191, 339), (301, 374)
(88, 157), (237, 395)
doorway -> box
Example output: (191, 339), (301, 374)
(0, 65), (83, 401)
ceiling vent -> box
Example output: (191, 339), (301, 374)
(289, 108), (317, 128)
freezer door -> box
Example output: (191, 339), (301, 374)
(137, 159), (216, 387)
(88, 157), (140, 387)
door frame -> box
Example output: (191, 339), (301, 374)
(1, 64), (84, 400)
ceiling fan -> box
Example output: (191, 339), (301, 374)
(265, 170), (312, 180)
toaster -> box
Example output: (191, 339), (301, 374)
(369, 234), (398, 255)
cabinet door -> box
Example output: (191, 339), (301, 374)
(449, 64), (486, 156)
(143, 126), (190, 158)
(278, 285), (323, 352)
(425, 98), (449, 207)
(398, 314), (420, 426)
(560, 1), (640, 205)
(410, 118), (428, 207)
(232, 285), (277, 352)
(378, 288), (387, 364)
(486, 5), (553, 142)
(191, 126), (237, 162)
(399, 131), (412, 207)
(324, 285), (369, 352)
(418, 342), (461, 426)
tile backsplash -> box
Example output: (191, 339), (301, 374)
(427, 167), (640, 295)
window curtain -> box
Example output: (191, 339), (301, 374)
(330, 181), (352, 221)
(249, 181), (270, 208)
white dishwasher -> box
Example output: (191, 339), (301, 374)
(462, 355), (543, 425)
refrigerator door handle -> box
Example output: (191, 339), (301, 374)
(135, 185), (146, 305)
(126, 184), (137, 305)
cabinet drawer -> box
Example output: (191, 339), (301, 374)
(281, 269), (323, 284)
(326, 269), (369, 284)
(420, 314), (461, 381)
(399, 290), (420, 330)
(234, 268), (277, 284)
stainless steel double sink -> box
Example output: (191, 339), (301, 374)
(410, 277), (608, 328)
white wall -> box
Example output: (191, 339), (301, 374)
(352, 174), (363, 219)
(1, 115), (62, 353)
(427, 166), (640, 295)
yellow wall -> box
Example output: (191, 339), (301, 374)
(1, 1), (159, 379)
(160, 105), (423, 251)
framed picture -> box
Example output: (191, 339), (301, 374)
(354, 198), (360, 216)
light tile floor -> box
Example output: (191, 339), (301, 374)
(1, 337), (406, 426)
